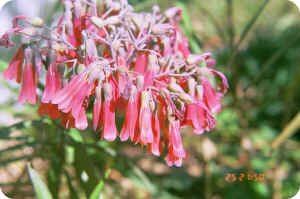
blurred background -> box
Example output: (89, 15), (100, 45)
(0, 0), (299, 198)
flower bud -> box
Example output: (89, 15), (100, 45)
(91, 16), (105, 27)
(206, 58), (216, 68)
(164, 7), (182, 20)
(105, 16), (121, 25)
(169, 83), (185, 93)
(168, 78), (184, 93)
(152, 5), (160, 14)
(152, 24), (173, 35)
(197, 67), (211, 78)
(187, 53), (212, 65)
(29, 17), (44, 27)
(111, 2), (121, 11)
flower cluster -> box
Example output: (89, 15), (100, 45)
(1, 0), (228, 166)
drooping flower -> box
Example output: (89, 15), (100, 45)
(18, 48), (37, 104)
(148, 111), (161, 156)
(42, 63), (61, 103)
(52, 73), (91, 130)
(120, 86), (139, 141)
(92, 86), (102, 131)
(166, 119), (186, 167)
(102, 83), (118, 141)
(2, 47), (24, 83)
(138, 91), (154, 144)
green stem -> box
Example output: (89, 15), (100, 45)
(228, 0), (271, 66)
(226, 0), (235, 50)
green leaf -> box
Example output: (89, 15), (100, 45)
(69, 129), (84, 143)
(89, 169), (111, 199)
(27, 164), (53, 199)
(73, 143), (99, 196)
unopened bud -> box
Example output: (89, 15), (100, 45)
(164, 7), (182, 20)
(152, 5), (160, 14)
(91, 16), (105, 27)
(111, 40), (121, 52)
(152, 24), (173, 35)
(197, 67), (211, 77)
(169, 83), (185, 93)
(206, 58), (216, 68)
(111, 2), (121, 11)
(187, 53), (212, 65)
(105, 16), (120, 25)
(29, 17), (44, 27)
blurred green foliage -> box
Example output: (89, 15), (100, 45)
(0, 0), (300, 199)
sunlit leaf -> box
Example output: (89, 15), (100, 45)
(89, 169), (111, 199)
(27, 164), (53, 199)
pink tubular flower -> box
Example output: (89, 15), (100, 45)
(166, 120), (186, 167)
(185, 102), (216, 134)
(18, 48), (37, 104)
(92, 86), (102, 131)
(2, 47), (24, 83)
(148, 111), (161, 156)
(202, 78), (222, 113)
(120, 86), (138, 141)
(42, 63), (61, 103)
(52, 74), (91, 130)
(102, 83), (118, 141)
(138, 91), (154, 144)
(134, 53), (148, 74)
(2, 0), (228, 167)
